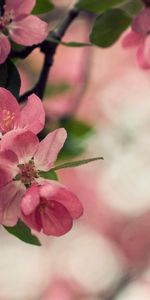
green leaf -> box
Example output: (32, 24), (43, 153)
(32, 0), (54, 14)
(4, 220), (41, 246)
(62, 118), (93, 137)
(0, 60), (21, 98)
(48, 36), (91, 47)
(121, 0), (143, 16)
(58, 118), (94, 160)
(52, 157), (103, 171)
(45, 82), (71, 97)
(39, 169), (58, 180)
(76, 0), (126, 13)
(60, 41), (91, 47)
(90, 8), (131, 48)
(11, 41), (25, 52)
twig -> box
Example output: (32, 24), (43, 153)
(19, 8), (79, 102)
(0, 0), (5, 16)
(143, 0), (150, 6)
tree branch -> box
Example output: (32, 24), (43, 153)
(19, 7), (79, 102)
(0, 0), (5, 16)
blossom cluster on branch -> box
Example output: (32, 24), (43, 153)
(0, 0), (48, 63)
(0, 87), (83, 236)
(1, 0), (150, 298)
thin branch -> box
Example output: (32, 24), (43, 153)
(10, 44), (40, 60)
(19, 8), (79, 102)
(143, 0), (150, 6)
(0, 0), (5, 16)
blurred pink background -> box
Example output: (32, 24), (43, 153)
(1, 1), (150, 299)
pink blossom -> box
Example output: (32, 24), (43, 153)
(0, 87), (45, 138)
(0, 129), (82, 231)
(0, 0), (48, 63)
(122, 9), (150, 69)
(21, 181), (83, 236)
(42, 280), (78, 300)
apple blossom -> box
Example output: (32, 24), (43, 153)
(122, 9), (150, 69)
(0, 0), (48, 63)
(21, 181), (83, 236)
(0, 129), (83, 234)
(0, 87), (45, 138)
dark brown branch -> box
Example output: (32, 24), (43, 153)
(143, 0), (150, 6)
(0, 0), (5, 16)
(10, 44), (40, 60)
(19, 8), (79, 102)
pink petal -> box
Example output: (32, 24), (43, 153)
(2, 131), (39, 164)
(0, 149), (18, 183)
(10, 15), (48, 46)
(0, 166), (12, 188)
(132, 8), (150, 36)
(0, 181), (25, 226)
(122, 30), (142, 48)
(40, 200), (73, 236)
(21, 182), (75, 236)
(21, 184), (40, 215)
(22, 198), (73, 236)
(21, 208), (42, 232)
(0, 34), (11, 64)
(0, 149), (18, 165)
(121, 213), (150, 264)
(43, 281), (74, 300)
(34, 128), (67, 171)
(0, 87), (20, 134)
(19, 94), (45, 134)
(137, 41), (150, 69)
(6, 0), (36, 15)
(39, 180), (83, 219)
(142, 35), (150, 68)
(0, 128), (27, 150)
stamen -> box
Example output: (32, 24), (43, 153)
(0, 7), (15, 30)
(18, 161), (39, 185)
(0, 109), (15, 133)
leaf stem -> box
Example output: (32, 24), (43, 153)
(51, 156), (104, 171)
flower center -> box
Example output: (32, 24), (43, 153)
(0, 109), (15, 133)
(18, 161), (39, 186)
(0, 7), (14, 30)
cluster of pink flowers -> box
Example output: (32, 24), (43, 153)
(0, 87), (83, 236)
(0, 0), (48, 63)
(122, 8), (150, 69)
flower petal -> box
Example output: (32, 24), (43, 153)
(0, 87), (20, 134)
(137, 41), (150, 69)
(22, 198), (73, 236)
(39, 180), (83, 219)
(0, 34), (11, 64)
(41, 200), (73, 236)
(132, 8), (150, 36)
(1, 131), (39, 164)
(10, 15), (48, 46)
(0, 149), (19, 183)
(0, 166), (12, 188)
(6, 0), (36, 15)
(21, 184), (40, 215)
(34, 128), (67, 171)
(0, 181), (25, 226)
(21, 208), (42, 232)
(122, 30), (142, 48)
(19, 94), (45, 134)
